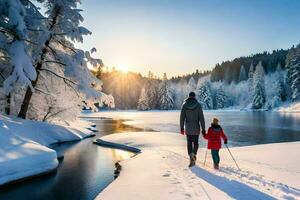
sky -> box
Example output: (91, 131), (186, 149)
(76, 0), (300, 77)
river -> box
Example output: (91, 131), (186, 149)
(0, 119), (139, 200)
(85, 110), (300, 147)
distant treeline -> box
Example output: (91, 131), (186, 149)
(170, 69), (211, 83)
(95, 44), (299, 109)
(210, 49), (288, 83)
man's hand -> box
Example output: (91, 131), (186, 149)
(201, 130), (206, 135)
(224, 139), (228, 144)
(180, 129), (185, 135)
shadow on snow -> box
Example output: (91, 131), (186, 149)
(190, 166), (276, 200)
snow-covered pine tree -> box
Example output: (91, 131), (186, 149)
(137, 87), (150, 110)
(146, 80), (159, 109)
(252, 61), (266, 109)
(158, 80), (174, 110)
(286, 45), (300, 101)
(248, 63), (254, 82)
(271, 80), (285, 108)
(274, 63), (287, 101)
(247, 63), (255, 96)
(239, 65), (247, 82)
(215, 86), (227, 109)
(197, 81), (213, 109)
(16, 0), (103, 119)
(0, 0), (39, 114)
(187, 77), (196, 93)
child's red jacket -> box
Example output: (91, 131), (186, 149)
(204, 124), (228, 150)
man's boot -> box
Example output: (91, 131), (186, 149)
(189, 153), (195, 167)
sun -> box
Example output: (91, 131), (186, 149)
(117, 64), (129, 73)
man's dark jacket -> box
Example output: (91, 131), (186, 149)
(180, 98), (205, 135)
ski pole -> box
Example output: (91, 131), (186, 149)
(225, 144), (240, 170)
(203, 149), (208, 166)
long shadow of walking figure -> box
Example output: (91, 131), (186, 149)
(190, 166), (276, 200)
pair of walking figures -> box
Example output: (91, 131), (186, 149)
(180, 92), (228, 169)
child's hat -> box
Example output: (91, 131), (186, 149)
(212, 118), (219, 125)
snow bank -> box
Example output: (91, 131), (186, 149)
(0, 114), (94, 185)
(276, 102), (300, 113)
(0, 115), (93, 146)
(0, 128), (58, 185)
(97, 132), (300, 200)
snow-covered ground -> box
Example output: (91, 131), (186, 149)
(0, 114), (94, 185)
(276, 102), (300, 113)
(97, 132), (300, 200)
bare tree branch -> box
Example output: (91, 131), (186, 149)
(39, 68), (77, 85)
(27, 28), (44, 32)
(35, 87), (55, 96)
(0, 56), (9, 60)
(64, 79), (81, 97)
(46, 45), (58, 60)
(0, 71), (6, 80)
(54, 39), (78, 54)
(43, 106), (74, 121)
(43, 60), (66, 66)
(53, 32), (67, 36)
(42, 106), (53, 122)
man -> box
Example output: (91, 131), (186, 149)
(180, 92), (205, 167)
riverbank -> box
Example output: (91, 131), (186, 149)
(96, 132), (300, 200)
(0, 114), (94, 186)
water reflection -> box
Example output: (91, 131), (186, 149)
(111, 149), (135, 160)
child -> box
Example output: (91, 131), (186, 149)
(203, 118), (228, 170)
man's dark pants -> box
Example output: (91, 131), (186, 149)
(186, 135), (199, 155)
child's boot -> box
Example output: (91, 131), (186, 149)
(214, 163), (219, 170)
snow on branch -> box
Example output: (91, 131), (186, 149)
(39, 68), (77, 85)
(4, 41), (36, 93)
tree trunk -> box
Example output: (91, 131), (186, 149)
(17, 69), (40, 118)
(5, 93), (10, 115)
(17, 7), (60, 119)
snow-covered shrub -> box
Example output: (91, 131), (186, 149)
(137, 87), (150, 110)
(252, 62), (266, 109)
(158, 81), (174, 110)
(286, 45), (300, 101)
(196, 81), (213, 109)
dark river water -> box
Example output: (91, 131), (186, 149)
(202, 111), (300, 147)
(0, 119), (139, 200)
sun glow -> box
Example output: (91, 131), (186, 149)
(116, 64), (130, 73)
